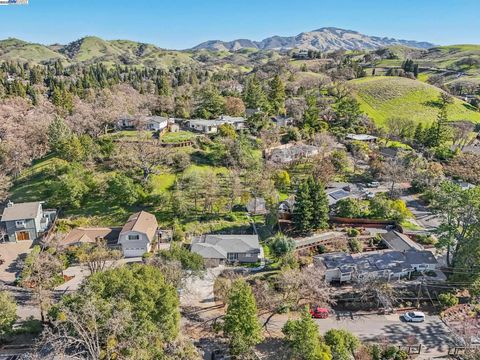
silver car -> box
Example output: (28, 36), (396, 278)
(403, 311), (425, 322)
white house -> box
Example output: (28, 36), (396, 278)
(145, 116), (169, 132)
(117, 211), (158, 257)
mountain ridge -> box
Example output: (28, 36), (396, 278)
(191, 27), (435, 51)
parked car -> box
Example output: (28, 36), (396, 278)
(310, 306), (329, 319)
(402, 311), (425, 322)
(367, 182), (380, 188)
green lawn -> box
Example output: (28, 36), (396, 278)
(349, 76), (480, 127)
(161, 131), (197, 143)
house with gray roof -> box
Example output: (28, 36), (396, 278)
(315, 230), (438, 283)
(191, 234), (261, 266)
(346, 133), (378, 142)
(187, 115), (246, 134)
(381, 231), (423, 252)
(315, 249), (438, 283)
(0, 201), (56, 242)
(264, 143), (320, 164)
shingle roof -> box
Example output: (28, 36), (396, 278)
(60, 227), (121, 247)
(191, 234), (260, 260)
(1, 202), (41, 222)
(121, 211), (158, 241)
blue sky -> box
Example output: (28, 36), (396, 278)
(0, 0), (479, 49)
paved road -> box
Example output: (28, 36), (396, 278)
(266, 312), (452, 356)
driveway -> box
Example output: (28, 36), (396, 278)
(401, 194), (441, 231)
(267, 312), (452, 355)
(0, 241), (34, 283)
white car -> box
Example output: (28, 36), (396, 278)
(403, 311), (425, 322)
(367, 182), (380, 188)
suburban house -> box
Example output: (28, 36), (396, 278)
(58, 227), (121, 249)
(191, 234), (262, 266)
(271, 115), (294, 127)
(346, 134), (378, 142)
(117, 211), (158, 257)
(117, 116), (170, 132)
(315, 249), (437, 283)
(144, 116), (169, 132)
(315, 231), (438, 283)
(187, 116), (246, 134)
(0, 201), (56, 242)
(326, 183), (366, 206)
(117, 116), (136, 129)
(264, 143), (320, 164)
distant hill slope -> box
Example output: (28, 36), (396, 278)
(349, 76), (480, 126)
(192, 27), (435, 51)
(0, 38), (68, 63)
(0, 36), (197, 68)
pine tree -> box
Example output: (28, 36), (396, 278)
(269, 74), (286, 115)
(293, 179), (314, 234)
(303, 94), (320, 132)
(48, 116), (71, 152)
(243, 74), (270, 112)
(224, 279), (263, 356)
(308, 177), (330, 231)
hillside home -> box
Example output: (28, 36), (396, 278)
(191, 234), (261, 266)
(346, 134), (378, 142)
(315, 249), (438, 283)
(264, 143), (320, 164)
(117, 211), (158, 257)
(271, 115), (294, 127)
(315, 231), (438, 283)
(145, 116), (169, 132)
(187, 116), (246, 134)
(0, 201), (56, 242)
(58, 227), (122, 249)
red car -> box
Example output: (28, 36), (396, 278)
(310, 306), (329, 319)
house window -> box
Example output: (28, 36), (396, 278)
(227, 253), (239, 261)
(128, 234), (140, 240)
(15, 220), (25, 228)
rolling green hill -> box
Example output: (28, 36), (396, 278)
(0, 36), (198, 69)
(0, 38), (68, 64)
(349, 76), (480, 126)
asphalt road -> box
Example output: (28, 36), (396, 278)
(317, 313), (452, 355)
(266, 312), (453, 356)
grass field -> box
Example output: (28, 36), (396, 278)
(349, 76), (480, 126)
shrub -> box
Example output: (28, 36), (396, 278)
(349, 238), (364, 253)
(438, 293), (459, 309)
(346, 228), (360, 237)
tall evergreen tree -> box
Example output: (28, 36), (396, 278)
(308, 177), (330, 231)
(48, 116), (71, 152)
(269, 74), (286, 115)
(303, 94), (321, 132)
(293, 179), (314, 234)
(243, 74), (270, 113)
(224, 279), (263, 356)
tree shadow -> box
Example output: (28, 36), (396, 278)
(423, 100), (443, 109)
(363, 321), (454, 353)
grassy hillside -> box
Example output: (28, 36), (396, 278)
(0, 38), (68, 64)
(349, 76), (480, 126)
(0, 36), (198, 69)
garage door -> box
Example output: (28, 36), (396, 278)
(123, 248), (146, 258)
